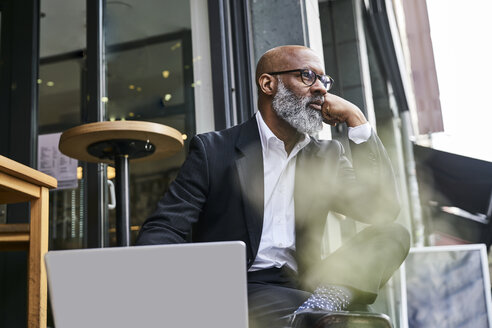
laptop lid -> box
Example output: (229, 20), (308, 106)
(45, 241), (248, 328)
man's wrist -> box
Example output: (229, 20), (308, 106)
(346, 111), (368, 128)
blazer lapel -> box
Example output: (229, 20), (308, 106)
(235, 117), (264, 260)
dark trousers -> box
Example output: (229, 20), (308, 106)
(247, 222), (410, 328)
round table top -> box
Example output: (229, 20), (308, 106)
(59, 121), (184, 164)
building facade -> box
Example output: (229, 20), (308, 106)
(0, 0), (432, 326)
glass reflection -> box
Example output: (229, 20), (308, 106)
(38, 59), (82, 134)
(39, 0), (86, 251)
(105, 0), (195, 245)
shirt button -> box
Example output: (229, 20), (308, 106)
(278, 243), (283, 247)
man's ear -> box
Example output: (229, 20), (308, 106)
(258, 73), (277, 96)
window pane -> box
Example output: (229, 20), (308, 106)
(38, 0), (86, 250)
(105, 0), (196, 245)
(107, 37), (191, 122)
(38, 59), (82, 134)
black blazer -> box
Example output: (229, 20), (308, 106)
(136, 116), (400, 275)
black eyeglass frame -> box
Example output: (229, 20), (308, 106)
(267, 69), (334, 90)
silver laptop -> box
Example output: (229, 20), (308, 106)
(45, 241), (248, 328)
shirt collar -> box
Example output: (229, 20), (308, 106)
(255, 111), (311, 155)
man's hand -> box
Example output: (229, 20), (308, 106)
(320, 93), (367, 128)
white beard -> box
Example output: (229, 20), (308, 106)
(272, 80), (324, 135)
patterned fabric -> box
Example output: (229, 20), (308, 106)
(294, 285), (351, 313)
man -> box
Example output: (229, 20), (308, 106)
(136, 45), (410, 327)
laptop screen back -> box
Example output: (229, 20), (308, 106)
(45, 241), (248, 328)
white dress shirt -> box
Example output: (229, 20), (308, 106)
(249, 111), (371, 272)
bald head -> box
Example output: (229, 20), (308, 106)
(255, 45), (320, 88)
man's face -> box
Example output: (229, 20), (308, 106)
(272, 79), (324, 135)
(269, 49), (328, 135)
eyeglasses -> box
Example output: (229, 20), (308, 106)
(267, 69), (334, 91)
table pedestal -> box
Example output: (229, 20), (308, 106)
(88, 138), (156, 247)
(115, 154), (130, 246)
